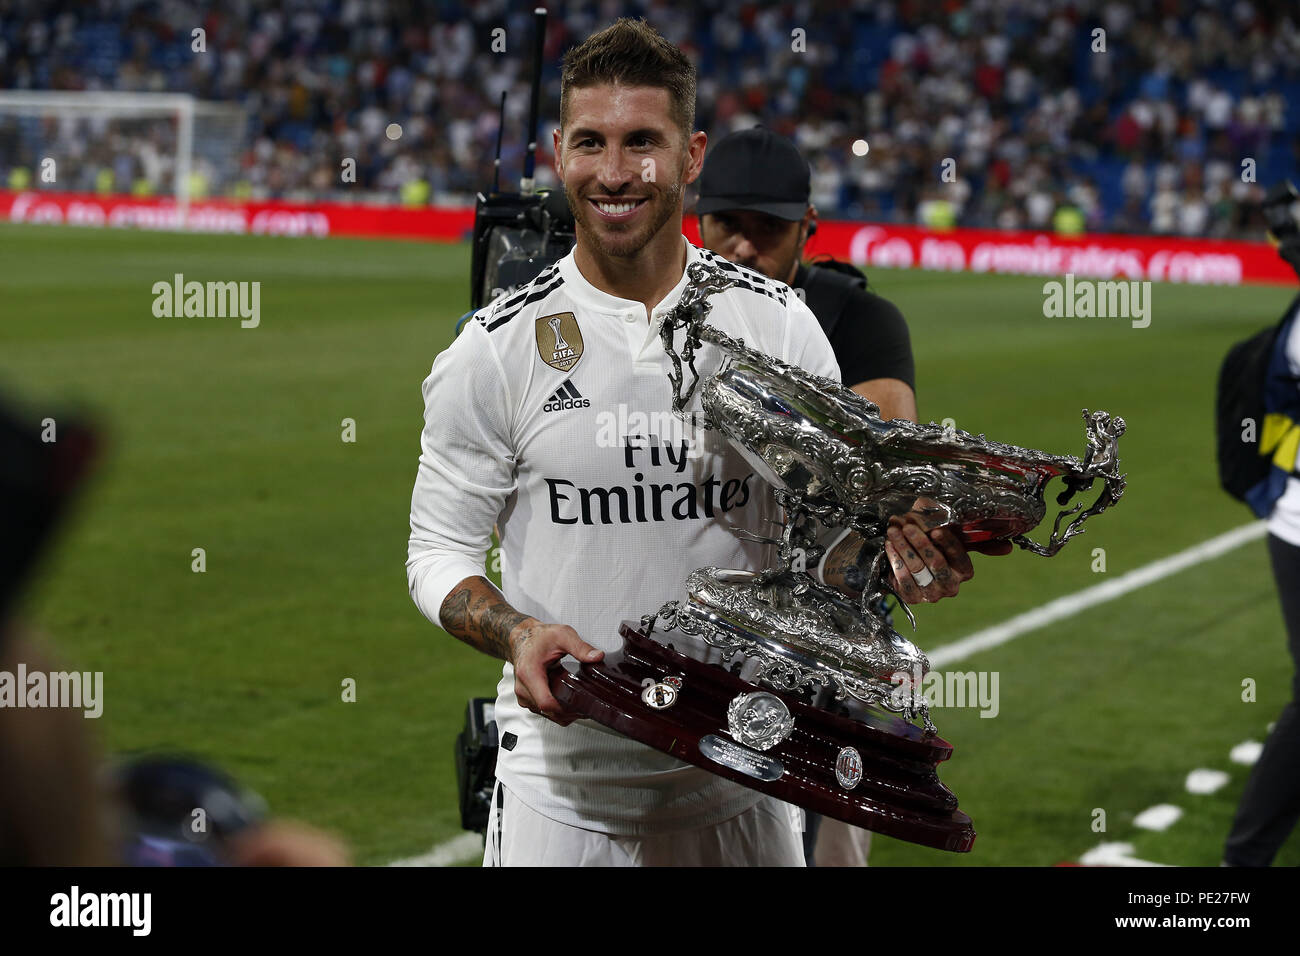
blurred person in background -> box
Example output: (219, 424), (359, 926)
(0, 398), (108, 865)
(0, 626), (111, 866)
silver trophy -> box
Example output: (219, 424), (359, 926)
(551, 260), (1126, 851)
(643, 261), (1127, 737)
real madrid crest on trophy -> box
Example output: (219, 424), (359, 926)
(550, 260), (1127, 852)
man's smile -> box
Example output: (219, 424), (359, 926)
(588, 196), (650, 221)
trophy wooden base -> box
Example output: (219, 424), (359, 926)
(550, 622), (975, 853)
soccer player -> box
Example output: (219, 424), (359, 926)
(407, 18), (979, 866)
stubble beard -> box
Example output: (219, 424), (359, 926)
(566, 177), (683, 260)
(774, 244), (801, 285)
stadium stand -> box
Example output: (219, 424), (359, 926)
(0, 0), (1297, 236)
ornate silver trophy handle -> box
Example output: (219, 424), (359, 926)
(1010, 409), (1127, 557)
(660, 262), (845, 418)
(659, 262), (739, 420)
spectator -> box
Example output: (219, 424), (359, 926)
(0, 0), (1296, 237)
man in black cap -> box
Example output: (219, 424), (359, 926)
(696, 126), (917, 866)
(696, 126), (916, 422)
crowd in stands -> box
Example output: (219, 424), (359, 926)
(1, 0), (1298, 237)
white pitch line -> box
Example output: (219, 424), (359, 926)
(1079, 842), (1170, 867)
(1230, 740), (1264, 765)
(388, 831), (482, 867)
(928, 521), (1267, 669)
(1186, 769), (1230, 794)
(389, 521), (1268, 867)
(1134, 804), (1183, 831)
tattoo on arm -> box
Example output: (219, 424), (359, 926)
(820, 532), (869, 594)
(439, 576), (532, 662)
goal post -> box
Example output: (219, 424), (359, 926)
(0, 91), (248, 225)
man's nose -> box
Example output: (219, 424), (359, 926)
(732, 235), (758, 263)
(598, 146), (636, 191)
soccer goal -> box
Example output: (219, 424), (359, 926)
(0, 91), (248, 223)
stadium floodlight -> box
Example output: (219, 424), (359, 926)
(0, 91), (248, 226)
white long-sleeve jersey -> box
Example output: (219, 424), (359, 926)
(407, 237), (840, 835)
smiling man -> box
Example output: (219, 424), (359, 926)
(407, 18), (976, 867)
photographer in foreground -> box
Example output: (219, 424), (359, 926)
(1220, 183), (1300, 867)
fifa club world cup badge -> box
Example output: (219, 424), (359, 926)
(536, 312), (584, 372)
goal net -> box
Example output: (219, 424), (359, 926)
(0, 91), (249, 222)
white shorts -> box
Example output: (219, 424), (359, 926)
(814, 815), (872, 867)
(483, 782), (806, 867)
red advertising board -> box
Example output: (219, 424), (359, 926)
(2, 189), (1292, 286)
(0, 189), (476, 241)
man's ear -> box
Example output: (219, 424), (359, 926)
(681, 130), (708, 186)
(552, 128), (564, 181)
(801, 205), (819, 246)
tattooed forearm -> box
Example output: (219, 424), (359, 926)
(439, 576), (534, 662)
(820, 532), (869, 595)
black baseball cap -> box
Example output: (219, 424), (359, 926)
(696, 127), (810, 221)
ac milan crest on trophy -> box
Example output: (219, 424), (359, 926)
(551, 261), (1127, 852)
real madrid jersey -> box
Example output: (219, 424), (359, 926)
(407, 237), (840, 835)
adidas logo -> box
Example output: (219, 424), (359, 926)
(543, 380), (591, 413)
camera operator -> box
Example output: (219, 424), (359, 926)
(696, 127), (916, 420)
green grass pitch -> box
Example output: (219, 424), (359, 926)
(1, 221), (1297, 866)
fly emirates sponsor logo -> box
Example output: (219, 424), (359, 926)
(544, 436), (754, 525)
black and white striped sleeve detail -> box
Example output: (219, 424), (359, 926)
(477, 266), (566, 333)
(699, 251), (789, 307)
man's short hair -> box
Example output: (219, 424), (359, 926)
(560, 18), (697, 142)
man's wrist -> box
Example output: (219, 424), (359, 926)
(507, 617), (542, 664)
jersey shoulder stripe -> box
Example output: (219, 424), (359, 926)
(486, 271), (565, 331)
(697, 248), (789, 307)
(473, 264), (561, 330)
(478, 266), (566, 333)
(489, 261), (561, 314)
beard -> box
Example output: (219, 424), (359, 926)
(565, 177), (683, 259)
(770, 245), (801, 285)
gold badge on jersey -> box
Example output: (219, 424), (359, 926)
(536, 312), (584, 372)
